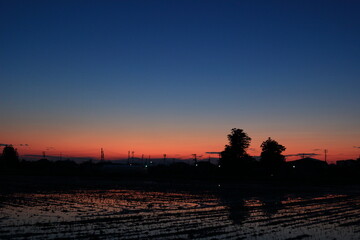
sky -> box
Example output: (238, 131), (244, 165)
(1, 0), (359, 163)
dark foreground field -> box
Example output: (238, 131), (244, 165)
(0, 176), (359, 240)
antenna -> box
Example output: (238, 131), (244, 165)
(101, 148), (105, 161)
(163, 154), (167, 164)
(42, 151), (46, 159)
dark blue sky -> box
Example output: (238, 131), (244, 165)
(1, 0), (359, 160)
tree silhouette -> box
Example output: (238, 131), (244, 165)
(1, 145), (19, 168)
(260, 137), (286, 172)
(220, 128), (253, 169)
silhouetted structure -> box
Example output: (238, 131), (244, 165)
(334, 158), (360, 182)
(336, 159), (360, 167)
(289, 157), (328, 169)
(286, 157), (328, 180)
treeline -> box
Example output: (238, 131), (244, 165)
(150, 128), (360, 182)
(1, 128), (359, 182)
(0, 145), (106, 176)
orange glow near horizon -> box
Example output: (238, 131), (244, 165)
(2, 116), (358, 163)
(6, 127), (359, 164)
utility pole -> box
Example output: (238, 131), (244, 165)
(324, 149), (328, 163)
(100, 148), (104, 161)
(192, 154), (198, 166)
(129, 151), (134, 165)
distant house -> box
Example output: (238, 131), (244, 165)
(336, 159), (360, 167)
(288, 157), (328, 168)
(287, 157), (328, 177)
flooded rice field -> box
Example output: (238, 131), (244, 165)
(0, 178), (359, 239)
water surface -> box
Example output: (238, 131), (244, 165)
(0, 180), (359, 239)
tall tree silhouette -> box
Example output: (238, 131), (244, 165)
(220, 128), (253, 169)
(1, 145), (19, 168)
(260, 137), (286, 173)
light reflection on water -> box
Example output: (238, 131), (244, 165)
(0, 187), (359, 239)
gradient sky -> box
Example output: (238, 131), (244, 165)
(1, 0), (359, 163)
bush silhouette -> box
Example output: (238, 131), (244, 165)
(1, 145), (19, 168)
